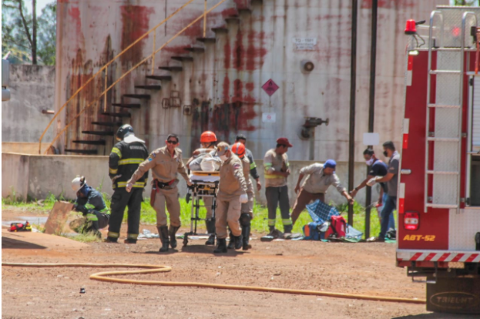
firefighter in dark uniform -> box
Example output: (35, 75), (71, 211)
(70, 176), (110, 238)
(106, 124), (149, 244)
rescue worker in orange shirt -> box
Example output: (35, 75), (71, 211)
(213, 142), (249, 253)
(186, 131), (219, 246)
(227, 142), (254, 250)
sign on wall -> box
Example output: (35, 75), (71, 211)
(262, 113), (276, 123)
(262, 79), (279, 96)
(293, 37), (317, 51)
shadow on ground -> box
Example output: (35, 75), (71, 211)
(2, 236), (46, 249)
(394, 313), (480, 318)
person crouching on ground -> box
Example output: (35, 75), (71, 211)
(291, 160), (354, 226)
(213, 142), (249, 253)
(70, 176), (110, 239)
(126, 134), (193, 253)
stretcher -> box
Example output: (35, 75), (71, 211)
(183, 171), (220, 246)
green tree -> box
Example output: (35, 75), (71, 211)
(2, 0), (56, 65)
(37, 3), (56, 65)
(454, 0), (479, 5)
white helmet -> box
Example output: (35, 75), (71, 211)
(71, 176), (86, 192)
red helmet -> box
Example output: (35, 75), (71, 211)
(231, 142), (245, 158)
(200, 131), (217, 143)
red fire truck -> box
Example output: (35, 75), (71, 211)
(397, 6), (480, 314)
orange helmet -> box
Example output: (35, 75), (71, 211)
(200, 131), (217, 143)
(231, 142), (246, 158)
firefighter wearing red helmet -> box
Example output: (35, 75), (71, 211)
(186, 130), (219, 246)
(213, 142), (248, 253)
(227, 142), (254, 250)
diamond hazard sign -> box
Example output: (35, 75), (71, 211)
(262, 79), (279, 96)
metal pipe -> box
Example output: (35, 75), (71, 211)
(104, 66), (107, 112)
(467, 75), (473, 205)
(44, 0), (228, 153)
(204, 0), (207, 38)
(152, 30), (156, 75)
(365, 0), (378, 239)
(348, 0), (358, 226)
(461, 12), (477, 207)
(38, 0), (197, 154)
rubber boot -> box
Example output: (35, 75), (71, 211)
(268, 226), (276, 236)
(233, 234), (243, 250)
(227, 231), (235, 249)
(104, 236), (118, 243)
(242, 225), (251, 250)
(157, 226), (169, 252)
(213, 238), (227, 253)
(124, 238), (137, 244)
(205, 219), (216, 246)
(169, 225), (180, 249)
(284, 225), (293, 234)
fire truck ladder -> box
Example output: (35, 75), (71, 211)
(424, 11), (478, 212)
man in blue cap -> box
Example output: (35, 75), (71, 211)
(291, 159), (354, 226)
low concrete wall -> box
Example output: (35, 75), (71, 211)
(2, 153), (380, 207)
(2, 142), (55, 154)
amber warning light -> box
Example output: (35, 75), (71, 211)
(404, 212), (419, 231)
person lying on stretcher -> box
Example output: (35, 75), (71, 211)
(186, 131), (222, 172)
(186, 130), (221, 246)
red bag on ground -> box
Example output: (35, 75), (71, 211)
(325, 216), (347, 238)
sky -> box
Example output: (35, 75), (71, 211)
(24, 0), (55, 16)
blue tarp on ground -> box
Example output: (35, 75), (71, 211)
(305, 200), (363, 241)
(306, 199), (340, 224)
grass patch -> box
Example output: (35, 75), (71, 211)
(64, 233), (102, 243)
(3, 190), (395, 239)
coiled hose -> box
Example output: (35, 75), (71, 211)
(2, 262), (426, 304)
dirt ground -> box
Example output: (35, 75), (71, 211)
(1, 209), (477, 319)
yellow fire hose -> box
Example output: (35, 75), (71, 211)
(2, 262), (426, 304)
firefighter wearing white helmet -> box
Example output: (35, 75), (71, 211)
(186, 130), (221, 246)
(106, 124), (149, 244)
(213, 142), (248, 253)
(70, 176), (110, 238)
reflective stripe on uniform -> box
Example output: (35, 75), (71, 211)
(109, 168), (118, 174)
(250, 162), (257, 169)
(85, 204), (95, 210)
(282, 219), (292, 226)
(99, 208), (109, 214)
(268, 219), (276, 226)
(117, 181), (145, 188)
(264, 163), (273, 168)
(265, 175), (284, 179)
(111, 147), (122, 158)
(118, 158), (144, 165)
(108, 231), (119, 238)
(127, 233), (138, 239)
(86, 213), (98, 221)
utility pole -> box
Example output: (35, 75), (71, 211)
(365, 0), (378, 239)
(348, 0), (358, 226)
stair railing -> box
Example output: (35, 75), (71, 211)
(39, 0), (227, 154)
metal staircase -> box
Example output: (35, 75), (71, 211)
(40, 0), (261, 155)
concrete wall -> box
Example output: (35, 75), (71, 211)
(2, 65), (55, 143)
(2, 152), (380, 207)
(2, 143), (56, 155)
